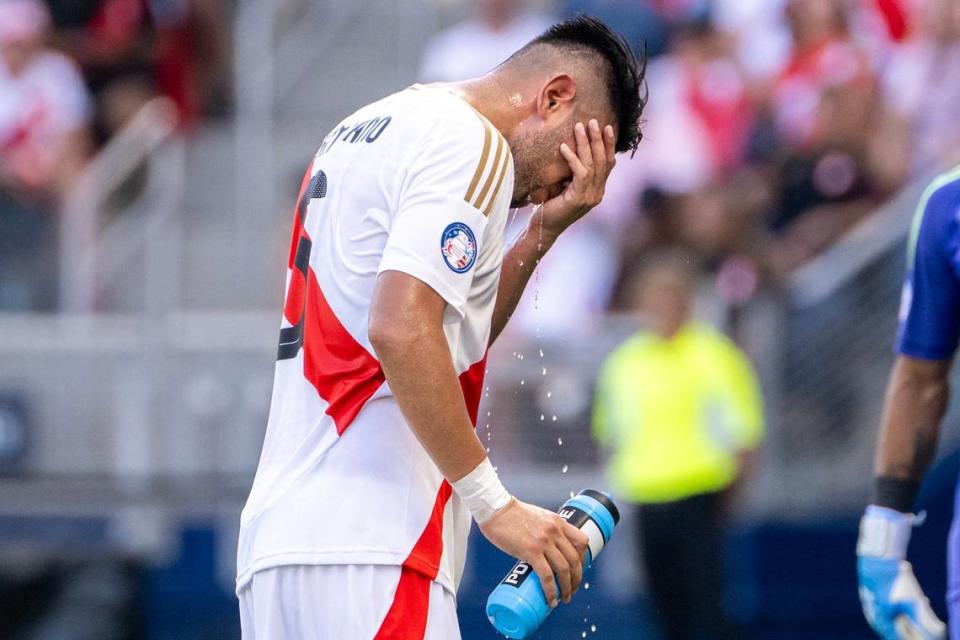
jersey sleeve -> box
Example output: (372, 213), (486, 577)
(896, 181), (960, 360)
(378, 112), (509, 321)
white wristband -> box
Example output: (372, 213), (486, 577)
(451, 458), (511, 524)
(857, 505), (916, 560)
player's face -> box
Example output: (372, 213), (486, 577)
(509, 117), (572, 207)
(508, 109), (610, 208)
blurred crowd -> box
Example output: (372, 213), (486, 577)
(3, 0), (959, 321)
(420, 0), (960, 338)
(0, 0), (230, 310)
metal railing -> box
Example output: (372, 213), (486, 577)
(58, 98), (184, 312)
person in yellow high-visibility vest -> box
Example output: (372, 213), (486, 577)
(592, 252), (764, 640)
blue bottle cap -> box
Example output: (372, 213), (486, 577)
(487, 581), (545, 639)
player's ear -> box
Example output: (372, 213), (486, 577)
(537, 74), (576, 120)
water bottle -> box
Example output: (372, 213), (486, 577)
(486, 489), (620, 639)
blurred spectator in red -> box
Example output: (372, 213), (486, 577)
(0, 0), (93, 310)
(418, 0), (553, 82)
(46, 0), (230, 134)
(883, 0), (960, 173)
(0, 0), (92, 197)
(671, 22), (755, 177)
(761, 0), (901, 274)
(771, 0), (874, 151)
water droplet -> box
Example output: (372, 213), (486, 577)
(582, 633), (587, 639)
(570, 491), (576, 498)
(591, 625), (597, 633)
(520, 379), (525, 385)
(493, 466), (498, 472)
(557, 437), (563, 445)
(541, 367), (547, 376)
(561, 465), (568, 473)
(539, 348), (544, 357)
(584, 582), (590, 590)
(551, 415), (557, 421)
(486, 411), (491, 417)
(540, 414), (545, 421)
(546, 391), (552, 398)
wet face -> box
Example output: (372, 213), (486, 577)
(508, 105), (613, 208)
(509, 115), (572, 207)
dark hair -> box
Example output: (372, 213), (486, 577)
(520, 15), (647, 155)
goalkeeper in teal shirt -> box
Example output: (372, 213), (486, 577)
(857, 168), (960, 639)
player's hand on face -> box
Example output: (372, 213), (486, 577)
(539, 119), (616, 237)
(478, 498), (589, 607)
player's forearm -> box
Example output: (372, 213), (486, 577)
(858, 358), (951, 636)
(489, 208), (558, 345)
(874, 356), (951, 487)
(371, 315), (488, 483)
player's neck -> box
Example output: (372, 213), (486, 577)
(452, 75), (530, 141)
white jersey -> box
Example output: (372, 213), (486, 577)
(237, 85), (514, 596)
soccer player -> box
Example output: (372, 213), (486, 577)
(857, 167), (960, 640)
(236, 16), (646, 639)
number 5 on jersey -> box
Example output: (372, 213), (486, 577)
(278, 171), (327, 361)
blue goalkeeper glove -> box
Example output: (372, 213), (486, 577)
(857, 506), (945, 640)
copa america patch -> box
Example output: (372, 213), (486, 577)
(441, 222), (477, 273)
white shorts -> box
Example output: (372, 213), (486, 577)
(238, 564), (461, 640)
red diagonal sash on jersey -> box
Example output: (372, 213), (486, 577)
(372, 565), (433, 639)
(374, 482), (452, 639)
(301, 266), (387, 435)
(281, 166), (387, 435)
(373, 357), (489, 636)
(458, 354), (488, 426)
